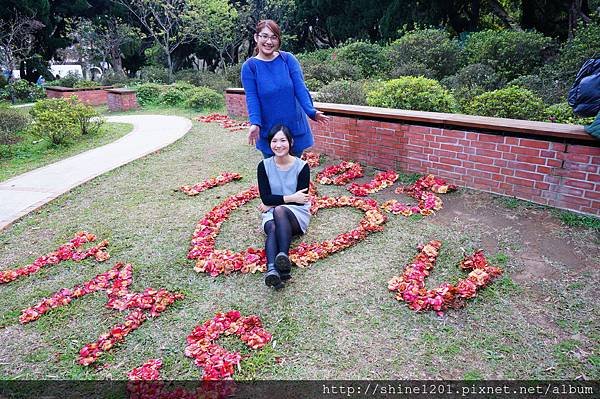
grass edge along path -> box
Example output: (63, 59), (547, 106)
(0, 122), (134, 183)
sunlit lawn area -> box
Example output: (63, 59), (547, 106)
(0, 106), (598, 381)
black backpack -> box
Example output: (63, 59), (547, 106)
(568, 58), (600, 117)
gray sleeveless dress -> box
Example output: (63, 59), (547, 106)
(261, 157), (311, 233)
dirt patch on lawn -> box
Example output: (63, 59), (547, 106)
(428, 189), (599, 282)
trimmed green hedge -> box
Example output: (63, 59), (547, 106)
(464, 30), (554, 82)
(367, 76), (458, 112)
(466, 86), (546, 121)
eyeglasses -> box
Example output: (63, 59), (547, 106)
(257, 33), (279, 42)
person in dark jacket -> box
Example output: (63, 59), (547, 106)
(568, 58), (600, 139)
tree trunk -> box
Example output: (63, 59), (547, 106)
(166, 51), (173, 83)
(489, 0), (522, 30)
(568, 0), (592, 39)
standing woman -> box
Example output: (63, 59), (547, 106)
(258, 125), (311, 289)
(241, 19), (329, 157)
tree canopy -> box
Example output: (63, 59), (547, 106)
(0, 0), (597, 80)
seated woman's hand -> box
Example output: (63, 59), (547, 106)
(285, 188), (309, 204)
(258, 203), (273, 213)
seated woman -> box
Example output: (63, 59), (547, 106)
(257, 124), (311, 289)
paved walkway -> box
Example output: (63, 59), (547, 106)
(0, 115), (193, 231)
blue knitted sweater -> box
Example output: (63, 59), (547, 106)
(241, 51), (317, 156)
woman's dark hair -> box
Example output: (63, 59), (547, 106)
(268, 124), (294, 155)
(253, 19), (281, 56)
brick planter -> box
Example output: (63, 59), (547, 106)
(107, 88), (139, 112)
(46, 86), (113, 106)
(225, 88), (600, 216)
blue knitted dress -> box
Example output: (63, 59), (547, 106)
(241, 51), (317, 156)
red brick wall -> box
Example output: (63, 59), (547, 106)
(225, 91), (600, 216)
(107, 91), (139, 111)
(46, 88), (109, 106)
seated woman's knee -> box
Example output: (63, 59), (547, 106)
(273, 205), (288, 219)
(264, 220), (276, 234)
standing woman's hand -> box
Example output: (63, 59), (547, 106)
(314, 110), (330, 125)
(248, 124), (260, 146)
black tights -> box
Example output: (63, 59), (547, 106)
(264, 206), (302, 265)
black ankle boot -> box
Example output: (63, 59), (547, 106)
(264, 263), (281, 287)
(275, 252), (292, 274)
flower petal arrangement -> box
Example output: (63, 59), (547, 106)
(127, 359), (237, 399)
(179, 172), (242, 196)
(19, 261), (184, 366)
(293, 195), (387, 267)
(196, 114), (250, 132)
(0, 231), (109, 284)
(316, 161), (363, 185)
(301, 151), (321, 167)
(347, 170), (399, 196)
(188, 185), (387, 276)
(387, 241), (503, 315)
(381, 174), (456, 217)
(127, 358), (163, 381)
(185, 310), (272, 380)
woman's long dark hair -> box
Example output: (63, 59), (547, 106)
(253, 19), (282, 56)
(268, 124), (294, 156)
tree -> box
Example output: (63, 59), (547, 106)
(113, 0), (196, 81)
(188, 0), (243, 70)
(0, 10), (44, 75)
(59, 17), (140, 78)
(521, 0), (592, 39)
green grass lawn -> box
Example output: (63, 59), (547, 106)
(0, 106), (598, 380)
(0, 118), (133, 182)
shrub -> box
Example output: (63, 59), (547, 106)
(29, 98), (79, 145)
(296, 48), (335, 63)
(174, 69), (232, 93)
(367, 76), (458, 112)
(304, 78), (323, 91)
(184, 87), (223, 110)
(159, 86), (187, 106)
(387, 29), (463, 79)
(73, 80), (101, 89)
(6, 80), (45, 102)
(172, 81), (196, 92)
(0, 108), (29, 145)
(72, 100), (104, 135)
(223, 64), (242, 88)
(388, 61), (436, 79)
(55, 71), (81, 88)
(135, 83), (164, 105)
(0, 75), (7, 88)
(301, 58), (361, 88)
(466, 86), (546, 120)
(464, 30), (554, 82)
(545, 102), (594, 125)
(316, 80), (368, 105)
(441, 63), (501, 106)
(335, 41), (389, 78)
(139, 66), (170, 84)
(555, 20), (600, 83)
(507, 70), (568, 105)
(8, 80), (33, 100)
(100, 71), (130, 86)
